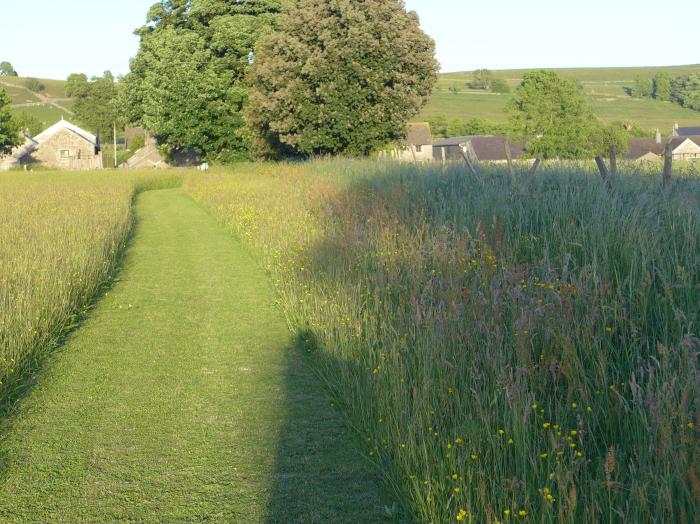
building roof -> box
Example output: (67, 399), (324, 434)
(677, 126), (700, 136)
(669, 136), (700, 151)
(33, 118), (97, 145)
(470, 136), (523, 161)
(624, 137), (665, 160)
(433, 135), (480, 147)
(434, 135), (523, 161)
(403, 123), (433, 146)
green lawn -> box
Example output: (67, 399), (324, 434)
(0, 188), (387, 523)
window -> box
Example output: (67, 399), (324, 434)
(60, 150), (70, 158)
(416, 145), (423, 153)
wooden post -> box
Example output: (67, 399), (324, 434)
(595, 156), (609, 180)
(526, 158), (541, 184)
(663, 142), (673, 190)
(459, 148), (478, 176)
(609, 145), (617, 177)
(504, 140), (515, 181)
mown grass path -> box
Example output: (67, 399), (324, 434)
(0, 189), (385, 523)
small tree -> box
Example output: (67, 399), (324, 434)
(0, 61), (18, 77)
(490, 78), (510, 94)
(248, 0), (438, 157)
(0, 89), (22, 155)
(653, 72), (672, 101)
(507, 70), (598, 167)
(632, 76), (653, 98)
(24, 78), (46, 93)
(470, 69), (493, 90)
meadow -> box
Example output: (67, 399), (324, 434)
(184, 161), (700, 522)
(0, 171), (180, 410)
(1, 162), (698, 521)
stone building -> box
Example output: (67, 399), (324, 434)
(1, 118), (103, 171)
(382, 123), (434, 163)
(432, 135), (523, 165)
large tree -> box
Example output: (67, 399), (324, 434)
(247, 0), (438, 157)
(120, 0), (282, 161)
(0, 89), (22, 155)
(507, 70), (600, 162)
(66, 72), (119, 140)
(0, 62), (18, 77)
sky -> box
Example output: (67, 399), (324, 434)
(1, 0), (698, 80)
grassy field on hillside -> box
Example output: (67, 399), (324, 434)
(424, 65), (700, 131)
(0, 76), (68, 99)
(0, 84), (41, 105)
(185, 161), (700, 522)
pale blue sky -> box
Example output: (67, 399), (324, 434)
(1, 0), (698, 79)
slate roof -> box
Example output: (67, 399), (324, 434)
(676, 126), (700, 136)
(668, 136), (700, 151)
(433, 135), (523, 161)
(624, 138), (665, 160)
(403, 123), (433, 146)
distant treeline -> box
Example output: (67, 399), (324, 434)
(632, 72), (700, 111)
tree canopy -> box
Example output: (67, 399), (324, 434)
(247, 0), (438, 157)
(507, 70), (601, 160)
(0, 89), (22, 155)
(67, 72), (119, 140)
(0, 62), (18, 77)
(120, 0), (283, 161)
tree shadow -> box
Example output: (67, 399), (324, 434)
(265, 329), (401, 523)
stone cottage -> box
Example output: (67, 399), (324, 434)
(4, 118), (103, 170)
(382, 123), (434, 163)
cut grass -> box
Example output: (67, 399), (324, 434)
(0, 187), (387, 522)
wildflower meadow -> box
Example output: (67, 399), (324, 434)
(184, 160), (700, 522)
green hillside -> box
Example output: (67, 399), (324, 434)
(423, 64), (700, 132)
(1, 77), (72, 130)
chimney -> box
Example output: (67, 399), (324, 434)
(655, 128), (662, 144)
(672, 123), (679, 136)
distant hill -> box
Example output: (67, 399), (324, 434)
(423, 65), (700, 132)
(1, 77), (72, 130)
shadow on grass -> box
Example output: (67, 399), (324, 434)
(265, 329), (403, 523)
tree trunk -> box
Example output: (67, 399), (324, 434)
(663, 142), (673, 190)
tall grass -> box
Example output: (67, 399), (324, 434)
(0, 170), (181, 407)
(185, 161), (700, 522)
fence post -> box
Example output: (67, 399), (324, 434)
(663, 142), (673, 190)
(595, 156), (609, 181)
(504, 140), (515, 181)
(610, 145), (617, 177)
(459, 149), (478, 176)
